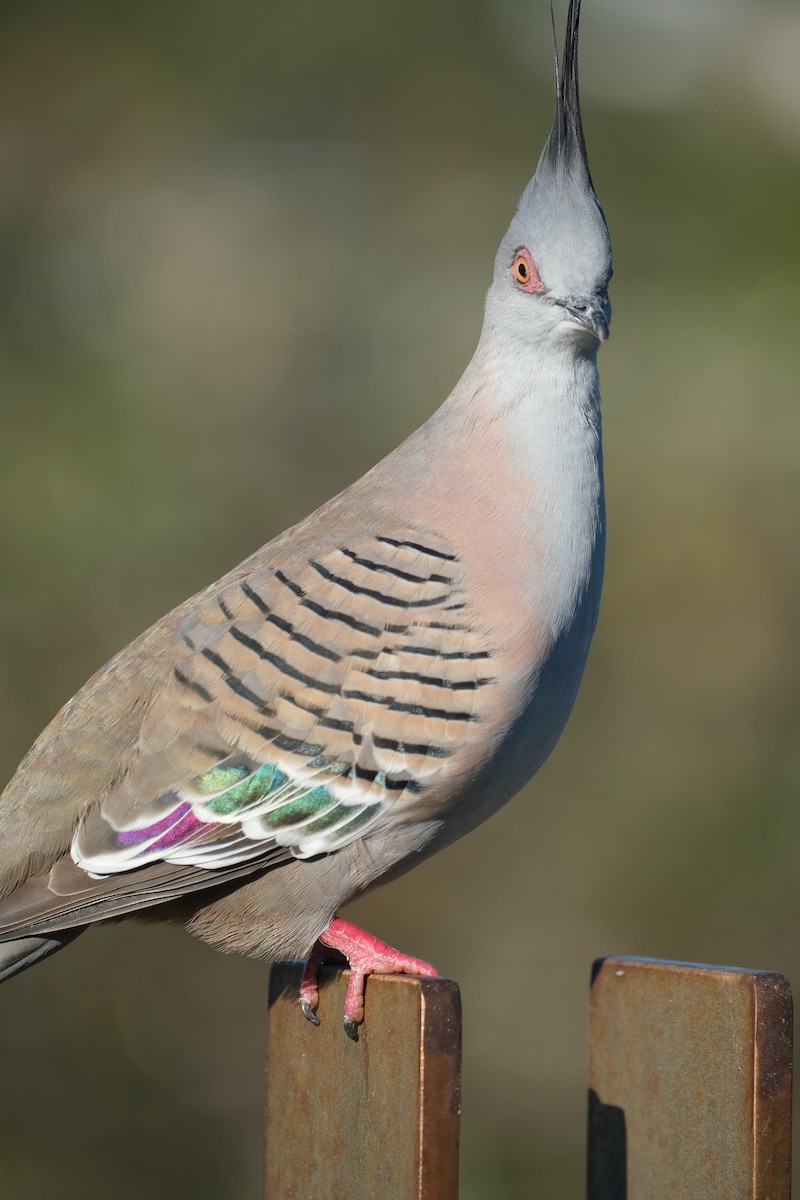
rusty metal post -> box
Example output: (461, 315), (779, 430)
(588, 956), (792, 1200)
(265, 962), (461, 1200)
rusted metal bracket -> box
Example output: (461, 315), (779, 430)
(266, 955), (791, 1198)
(265, 962), (461, 1200)
(588, 956), (793, 1200)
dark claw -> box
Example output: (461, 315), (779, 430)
(343, 1015), (360, 1042)
(300, 998), (320, 1026)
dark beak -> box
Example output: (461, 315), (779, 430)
(559, 291), (611, 342)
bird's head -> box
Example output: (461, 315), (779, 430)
(487, 0), (612, 350)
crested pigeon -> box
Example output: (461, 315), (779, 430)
(0, 0), (611, 1038)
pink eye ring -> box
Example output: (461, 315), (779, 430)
(511, 248), (545, 292)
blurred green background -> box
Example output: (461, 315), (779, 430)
(0, 0), (798, 1195)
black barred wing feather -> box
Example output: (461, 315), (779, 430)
(72, 534), (496, 877)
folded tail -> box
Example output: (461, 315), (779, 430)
(0, 927), (86, 984)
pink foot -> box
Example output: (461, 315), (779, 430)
(299, 917), (438, 1040)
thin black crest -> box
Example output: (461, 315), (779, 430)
(545, 0), (591, 183)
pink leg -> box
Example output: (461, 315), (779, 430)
(299, 916), (438, 1040)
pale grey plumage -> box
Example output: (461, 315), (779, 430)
(0, 0), (611, 988)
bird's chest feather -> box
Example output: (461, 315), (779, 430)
(404, 386), (603, 671)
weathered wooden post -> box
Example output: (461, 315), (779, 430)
(588, 957), (793, 1200)
(265, 962), (461, 1200)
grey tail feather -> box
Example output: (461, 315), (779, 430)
(0, 927), (86, 984)
(545, 0), (592, 183)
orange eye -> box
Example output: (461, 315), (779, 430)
(511, 248), (545, 293)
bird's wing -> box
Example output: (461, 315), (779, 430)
(71, 531), (497, 881)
